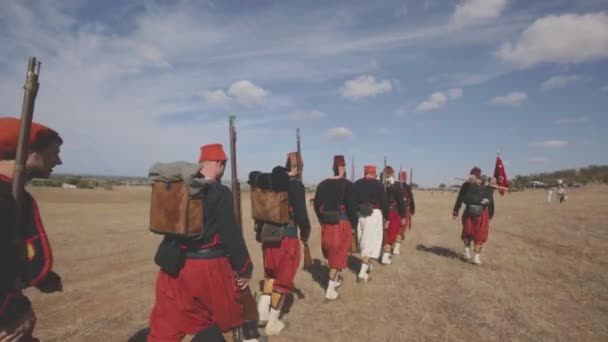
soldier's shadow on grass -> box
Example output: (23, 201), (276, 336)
(304, 258), (329, 290)
(347, 255), (362, 275)
(282, 293), (295, 316)
(127, 328), (149, 342)
(416, 244), (464, 261)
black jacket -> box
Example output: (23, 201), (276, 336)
(353, 177), (390, 220)
(313, 178), (358, 228)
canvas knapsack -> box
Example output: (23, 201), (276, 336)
(248, 166), (290, 225)
(148, 162), (207, 238)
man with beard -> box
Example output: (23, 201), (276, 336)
(0, 117), (64, 341)
(452, 167), (494, 265)
(313, 155), (358, 300)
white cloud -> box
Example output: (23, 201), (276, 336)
(290, 110), (326, 121)
(227, 80), (268, 106)
(448, 87), (463, 99)
(0, 0), (582, 184)
(497, 12), (608, 67)
(530, 140), (568, 148)
(341, 75), (393, 99)
(490, 91), (527, 106)
(541, 75), (587, 90)
(528, 157), (549, 164)
(324, 127), (353, 140)
(452, 0), (509, 28)
(415, 88), (463, 112)
(202, 80), (269, 107)
(138, 45), (172, 68)
(554, 116), (590, 124)
(202, 89), (232, 107)
(416, 91), (448, 111)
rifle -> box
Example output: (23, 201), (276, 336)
(228, 115), (260, 337)
(229, 115), (242, 231)
(13, 57), (41, 215)
(296, 128), (302, 182)
(410, 168), (413, 188)
(351, 156), (355, 181)
(383, 156), (388, 186)
(297, 128), (313, 269)
(12, 57), (41, 289)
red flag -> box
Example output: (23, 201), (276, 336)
(494, 156), (508, 196)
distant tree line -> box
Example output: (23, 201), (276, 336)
(29, 175), (127, 189)
(510, 165), (608, 189)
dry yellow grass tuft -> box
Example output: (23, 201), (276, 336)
(24, 185), (608, 341)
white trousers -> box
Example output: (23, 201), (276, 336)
(357, 209), (383, 259)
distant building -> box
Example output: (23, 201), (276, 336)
(527, 181), (547, 189)
(61, 183), (77, 189)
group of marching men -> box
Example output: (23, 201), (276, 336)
(253, 153), (421, 339)
(312, 156), (416, 293)
(144, 148), (420, 341)
(0, 117), (497, 342)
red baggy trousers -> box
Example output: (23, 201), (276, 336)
(321, 219), (353, 269)
(148, 257), (243, 341)
(385, 210), (401, 245)
(263, 237), (301, 294)
(461, 209), (490, 245)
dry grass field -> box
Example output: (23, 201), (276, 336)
(23, 185), (608, 341)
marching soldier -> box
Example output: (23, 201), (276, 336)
(313, 155), (358, 300)
(147, 143), (254, 341)
(394, 171), (415, 254)
(352, 165), (389, 282)
(380, 166), (406, 265)
(452, 167), (494, 265)
(257, 152), (311, 335)
(0, 117), (64, 341)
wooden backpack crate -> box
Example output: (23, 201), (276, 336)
(149, 180), (204, 237)
(250, 187), (289, 225)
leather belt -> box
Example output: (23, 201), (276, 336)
(186, 246), (227, 259)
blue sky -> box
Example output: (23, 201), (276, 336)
(1, 0), (607, 187)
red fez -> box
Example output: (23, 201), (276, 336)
(399, 171), (407, 182)
(0, 117), (62, 160)
(333, 155), (345, 168)
(199, 143), (227, 162)
(364, 165), (376, 175)
(470, 166), (481, 178)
